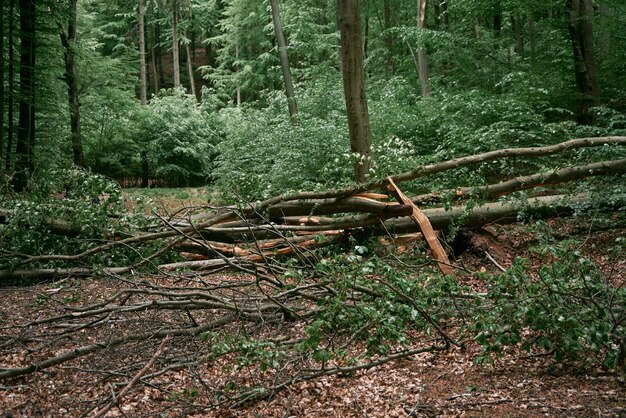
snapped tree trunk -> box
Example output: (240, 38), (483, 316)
(339, 0), (372, 183)
(138, 0), (148, 106)
(13, 0), (36, 192)
(567, 0), (600, 125)
(270, 0), (298, 118)
(60, 0), (84, 167)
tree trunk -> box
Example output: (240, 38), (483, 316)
(528, 12), (536, 70)
(493, 1), (502, 35)
(60, 0), (84, 167)
(567, 0), (600, 125)
(138, 0), (149, 187)
(383, 0), (393, 72)
(138, 0), (148, 106)
(171, 0), (181, 88)
(235, 43), (241, 107)
(270, 0), (297, 118)
(511, 12), (523, 55)
(339, 0), (372, 183)
(434, 0), (449, 30)
(336, 0), (343, 73)
(598, 1), (611, 63)
(154, 24), (165, 90)
(13, 0), (36, 192)
(0, 0), (4, 166)
(6, 0), (15, 171)
(417, 0), (431, 96)
(184, 32), (197, 99)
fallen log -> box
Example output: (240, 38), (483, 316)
(1, 192), (623, 281)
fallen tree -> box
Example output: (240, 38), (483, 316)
(0, 137), (624, 280)
(1, 137), (624, 415)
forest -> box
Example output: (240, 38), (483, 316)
(0, 0), (625, 416)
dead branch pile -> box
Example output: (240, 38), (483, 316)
(0, 137), (625, 415)
(1, 136), (624, 281)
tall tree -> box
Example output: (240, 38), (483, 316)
(383, 0), (393, 73)
(139, 0), (149, 187)
(339, 0), (372, 183)
(5, 0), (15, 171)
(171, 0), (181, 88)
(138, 0), (148, 106)
(0, 0), (5, 166)
(59, 0), (84, 167)
(13, 0), (36, 191)
(270, 0), (298, 118)
(417, 0), (431, 96)
(567, 0), (600, 125)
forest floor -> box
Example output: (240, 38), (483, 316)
(1, 199), (625, 417)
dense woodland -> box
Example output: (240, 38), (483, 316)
(0, 0), (624, 191)
(0, 0), (625, 416)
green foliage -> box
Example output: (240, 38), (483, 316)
(214, 99), (351, 201)
(473, 242), (625, 370)
(0, 169), (125, 270)
(137, 89), (222, 186)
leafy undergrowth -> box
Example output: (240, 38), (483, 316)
(0, 217), (625, 417)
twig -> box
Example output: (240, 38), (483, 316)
(485, 251), (507, 273)
(92, 335), (170, 418)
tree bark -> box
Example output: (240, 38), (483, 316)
(383, 0), (393, 73)
(171, 0), (181, 88)
(528, 12), (536, 70)
(59, 0), (84, 167)
(138, 0), (148, 106)
(339, 0), (373, 183)
(417, 0), (431, 96)
(0, 0), (5, 166)
(184, 32), (197, 99)
(511, 12), (523, 55)
(492, 1), (502, 35)
(12, 0), (36, 192)
(434, 0), (449, 30)
(5, 0), (15, 171)
(598, 1), (611, 62)
(270, 0), (297, 118)
(567, 0), (600, 125)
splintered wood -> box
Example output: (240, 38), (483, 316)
(385, 177), (455, 277)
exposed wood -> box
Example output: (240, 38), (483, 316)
(385, 177), (454, 276)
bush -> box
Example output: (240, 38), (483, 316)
(472, 241), (625, 370)
(137, 89), (222, 186)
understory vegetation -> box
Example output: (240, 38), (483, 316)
(1, 0), (626, 415)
